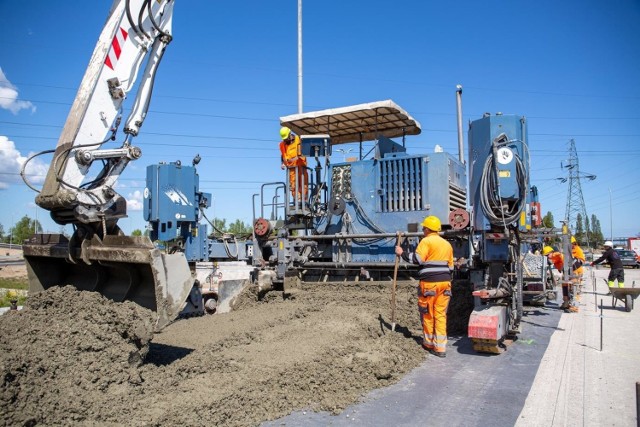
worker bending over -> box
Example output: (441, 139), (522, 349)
(591, 241), (624, 288)
(543, 246), (577, 312)
(395, 215), (453, 358)
(279, 126), (308, 205)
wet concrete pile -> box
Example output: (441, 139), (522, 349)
(0, 286), (155, 426)
(0, 280), (470, 426)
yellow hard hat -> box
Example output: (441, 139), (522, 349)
(421, 215), (441, 232)
(280, 126), (291, 140)
(542, 246), (554, 256)
(571, 236), (577, 244)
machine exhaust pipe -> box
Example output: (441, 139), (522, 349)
(456, 84), (465, 165)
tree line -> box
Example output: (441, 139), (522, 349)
(0, 212), (615, 249)
(0, 215), (253, 246)
(542, 211), (606, 248)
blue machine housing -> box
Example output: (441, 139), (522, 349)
(468, 114), (530, 263)
(144, 162), (210, 242)
(468, 114), (529, 230)
(321, 139), (467, 263)
(145, 162), (252, 263)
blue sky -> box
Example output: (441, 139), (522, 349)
(0, 0), (639, 241)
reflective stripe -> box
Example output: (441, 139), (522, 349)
(444, 290), (452, 297)
(423, 290), (436, 297)
(418, 306), (429, 314)
(433, 342), (447, 351)
(418, 266), (451, 274)
(418, 260), (452, 280)
(418, 269), (452, 282)
(420, 260), (449, 267)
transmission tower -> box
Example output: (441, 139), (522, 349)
(558, 139), (596, 245)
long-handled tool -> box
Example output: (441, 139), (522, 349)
(391, 232), (403, 331)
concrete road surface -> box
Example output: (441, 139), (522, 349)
(516, 267), (640, 427)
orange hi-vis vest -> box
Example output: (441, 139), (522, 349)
(572, 244), (585, 275)
(549, 252), (564, 271)
(412, 233), (454, 282)
(279, 135), (307, 167)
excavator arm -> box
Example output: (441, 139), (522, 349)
(22, 0), (192, 330)
(36, 0), (173, 227)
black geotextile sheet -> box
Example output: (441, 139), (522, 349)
(264, 301), (563, 427)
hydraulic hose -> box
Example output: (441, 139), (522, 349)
(479, 142), (528, 226)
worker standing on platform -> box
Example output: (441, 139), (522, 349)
(279, 126), (308, 205)
(395, 215), (453, 358)
(590, 241), (624, 288)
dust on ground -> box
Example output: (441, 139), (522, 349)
(0, 280), (471, 426)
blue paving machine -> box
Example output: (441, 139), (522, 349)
(252, 100), (469, 287)
(140, 99), (544, 351)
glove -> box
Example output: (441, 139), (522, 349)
(590, 262), (595, 266)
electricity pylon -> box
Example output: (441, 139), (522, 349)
(557, 139), (596, 245)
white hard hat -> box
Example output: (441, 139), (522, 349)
(604, 241), (613, 247)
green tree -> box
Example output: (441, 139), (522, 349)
(210, 218), (227, 234)
(542, 211), (555, 228)
(0, 223), (5, 242)
(10, 215), (41, 244)
(584, 215), (591, 246)
(228, 219), (252, 236)
(131, 229), (143, 236)
(590, 214), (603, 248)
(574, 213), (584, 243)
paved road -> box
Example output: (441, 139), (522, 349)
(265, 267), (640, 427)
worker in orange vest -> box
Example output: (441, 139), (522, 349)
(570, 236), (586, 293)
(395, 215), (453, 357)
(543, 245), (577, 312)
(279, 126), (308, 205)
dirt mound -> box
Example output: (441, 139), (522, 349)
(0, 286), (155, 426)
(0, 281), (459, 426)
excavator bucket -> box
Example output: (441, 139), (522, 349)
(23, 233), (193, 331)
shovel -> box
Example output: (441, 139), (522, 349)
(391, 232), (403, 331)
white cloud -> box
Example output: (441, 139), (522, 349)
(0, 136), (48, 189)
(127, 190), (143, 211)
(0, 67), (36, 115)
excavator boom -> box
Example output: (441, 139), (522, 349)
(22, 0), (191, 329)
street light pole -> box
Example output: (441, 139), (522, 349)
(608, 187), (613, 241)
(9, 213), (13, 249)
(297, 0), (303, 114)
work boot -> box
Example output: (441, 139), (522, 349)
(560, 301), (570, 309)
(565, 305), (579, 313)
(427, 348), (446, 358)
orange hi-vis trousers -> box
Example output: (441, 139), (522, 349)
(288, 165), (308, 200)
(418, 280), (451, 354)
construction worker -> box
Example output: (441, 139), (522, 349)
(543, 245), (564, 272)
(570, 236), (586, 295)
(590, 241), (624, 288)
(395, 215), (453, 358)
(542, 246), (576, 311)
(279, 126), (308, 205)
